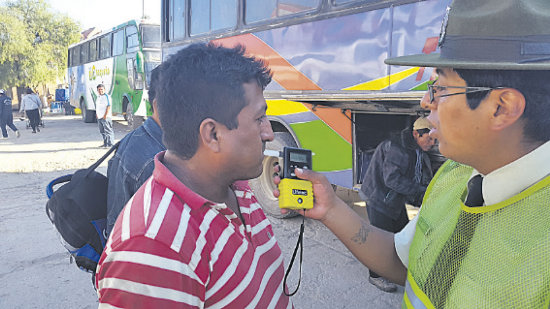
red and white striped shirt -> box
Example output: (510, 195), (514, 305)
(96, 152), (293, 308)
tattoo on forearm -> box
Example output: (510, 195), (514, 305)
(351, 221), (370, 244)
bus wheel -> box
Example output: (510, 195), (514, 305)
(249, 132), (299, 219)
(80, 100), (95, 123)
(125, 101), (143, 129)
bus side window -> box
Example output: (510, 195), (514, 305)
(278, 0), (320, 17)
(245, 0), (319, 23)
(100, 35), (112, 59)
(89, 39), (98, 62)
(172, 0), (186, 40)
(80, 42), (89, 65)
(126, 26), (139, 52)
(113, 30), (124, 56)
(332, 0), (383, 5)
(245, 0), (276, 23)
(71, 46), (80, 66)
(190, 0), (209, 35)
(211, 0), (236, 31)
(190, 0), (236, 36)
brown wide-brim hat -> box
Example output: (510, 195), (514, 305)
(385, 0), (550, 70)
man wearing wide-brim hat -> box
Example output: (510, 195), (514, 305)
(274, 0), (550, 307)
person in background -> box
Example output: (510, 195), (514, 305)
(96, 43), (293, 308)
(20, 88), (42, 133)
(359, 117), (434, 292)
(0, 89), (20, 139)
(106, 64), (166, 235)
(274, 0), (550, 307)
(95, 84), (114, 147)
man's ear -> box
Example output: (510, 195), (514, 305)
(199, 118), (221, 153)
(490, 88), (525, 131)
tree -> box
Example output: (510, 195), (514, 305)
(0, 0), (81, 89)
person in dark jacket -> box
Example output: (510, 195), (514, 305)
(105, 64), (166, 235)
(359, 117), (435, 292)
(0, 89), (20, 139)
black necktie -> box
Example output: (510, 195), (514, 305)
(465, 175), (484, 207)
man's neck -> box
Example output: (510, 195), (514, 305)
(474, 140), (543, 175)
(163, 150), (233, 204)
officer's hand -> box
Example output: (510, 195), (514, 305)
(273, 165), (339, 222)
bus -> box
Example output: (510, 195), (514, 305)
(161, 0), (450, 217)
(68, 19), (161, 128)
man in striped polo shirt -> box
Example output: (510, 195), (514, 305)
(96, 43), (293, 308)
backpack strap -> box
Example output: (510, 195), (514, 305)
(84, 141), (120, 177)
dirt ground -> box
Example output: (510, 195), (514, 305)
(0, 111), (404, 308)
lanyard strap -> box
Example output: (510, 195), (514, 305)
(283, 213), (305, 297)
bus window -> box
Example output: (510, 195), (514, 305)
(190, 0), (209, 35)
(142, 25), (161, 49)
(278, 0), (320, 17)
(80, 42), (89, 64)
(246, 0), (276, 22)
(126, 26), (140, 51)
(113, 29), (124, 56)
(70, 47), (80, 66)
(172, 0), (185, 40)
(99, 35), (112, 59)
(190, 0), (236, 35)
(333, 0), (382, 4)
(212, 0), (237, 31)
(245, 0), (319, 23)
(89, 39), (98, 62)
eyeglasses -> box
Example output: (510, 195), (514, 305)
(427, 83), (503, 103)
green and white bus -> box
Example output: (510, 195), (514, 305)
(68, 19), (161, 128)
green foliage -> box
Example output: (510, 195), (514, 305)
(0, 0), (81, 89)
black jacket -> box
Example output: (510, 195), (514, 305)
(360, 128), (433, 219)
(0, 95), (13, 118)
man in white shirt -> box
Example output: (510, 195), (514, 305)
(274, 0), (550, 307)
(96, 84), (114, 147)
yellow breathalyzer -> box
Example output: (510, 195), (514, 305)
(278, 147), (313, 210)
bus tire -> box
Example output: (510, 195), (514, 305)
(249, 132), (299, 219)
(125, 101), (143, 129)
(81, 100), (95, 123)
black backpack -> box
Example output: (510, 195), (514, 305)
(45, 142), (119, 273)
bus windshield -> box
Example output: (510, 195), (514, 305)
(141, 25), (161, 49)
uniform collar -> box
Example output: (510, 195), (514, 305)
(471, 140), (550, 205)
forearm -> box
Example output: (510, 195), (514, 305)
(321, 199), (407, 285)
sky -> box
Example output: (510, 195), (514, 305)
(21, 0), (161, 31)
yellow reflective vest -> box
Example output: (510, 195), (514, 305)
(404, 160), (550, 309)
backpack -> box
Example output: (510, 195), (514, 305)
(45, 142), (119, 273)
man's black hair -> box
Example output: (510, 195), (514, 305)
(97, 84), (105, 89)
(156, 43), (272, 159)
(147, 65), (162, 112)
(26, 88), (33, 94)
(455, 69), (550, 142)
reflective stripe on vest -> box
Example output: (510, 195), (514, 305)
(402, 273), (434, 309)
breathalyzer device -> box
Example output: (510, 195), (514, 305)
(278, 147), (313, 210)
(263, 147), (313, 296)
